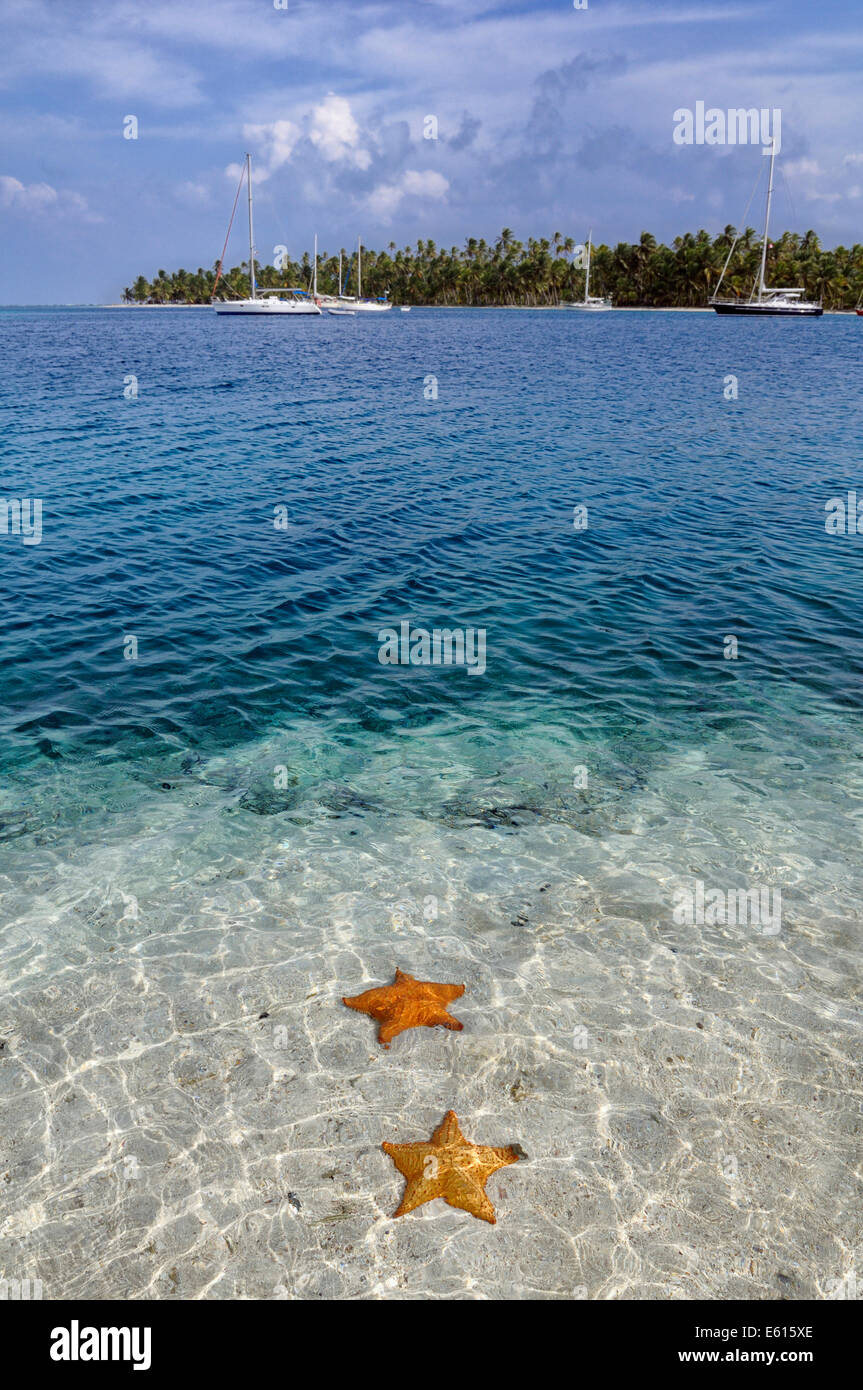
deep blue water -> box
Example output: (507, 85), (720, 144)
(1, 308), (861, 772)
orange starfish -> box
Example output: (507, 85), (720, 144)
(382, 1110), (521, 1224)
(342, 968), (465, 1048)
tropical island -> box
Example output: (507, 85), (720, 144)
(123, 227), (863, 310)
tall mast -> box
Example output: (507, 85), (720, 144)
(338, 250), (342, 296)
(313, 234), (317, 299)
(357, 236), (362, 298)
(246, 152), (256, 301)
(758, 139), (776, 301)
(584, 231), (592, 303)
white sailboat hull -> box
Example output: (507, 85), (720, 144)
(565, 300), (613, 312)
(213, 297), (321, 316)
(317, 295), (392, 313)
(340, 299), (392, 313)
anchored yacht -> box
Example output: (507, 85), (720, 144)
(318, 239), (393, 312)
(710, 141), (822, 317)
(212, 155), (321, 316)
(563, 232), (613, 311)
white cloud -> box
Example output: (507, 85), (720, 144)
(309, 95), (370, 169)
(784, 158), (822, 176)
(402, 170), (449, 198)
(0, 175), (58, 211)
(176, 181), (212, 206)
(240, 119), (301, 181)
(0, 174), (92, 218)
(366, 168), (449, 221)
(239, 98), (369, 183)
(2, 24), (204, 108)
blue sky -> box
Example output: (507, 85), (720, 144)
(1, 0), (861, 302)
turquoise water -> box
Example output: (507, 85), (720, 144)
(0, 307), (861, 1299)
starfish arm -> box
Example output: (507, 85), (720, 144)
(342, 985), (391, 1014)
(399, 1002), (454, 1032)
(431, 1110), (465, 1147)
(394, 1178), (439, 1217)
(478, 1145), (521, 1174)
(383, 1141), (442, 1216)
(377, 1020), (399, 1047)
(443, 1173), (497, 1224)
(439, 983), (466, 1003)
(438, 1011), (464, 1032)
(381, 1142), (427, 1181)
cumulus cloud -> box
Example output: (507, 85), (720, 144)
(0, 176), (58, 211)
(309, 94), (371, 169)
(0, 175), (91, 218)
(236, 97), (370, 183)
(365, 169), (449, 221)
(238, 119), (301, 182)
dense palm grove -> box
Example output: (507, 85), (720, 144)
(124, 227), (863, 308)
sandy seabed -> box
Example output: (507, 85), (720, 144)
(1, 726), (860, 1301)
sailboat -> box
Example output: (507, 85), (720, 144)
(315, 239), (395, 312)
(212, 154), (321, 316)
(710, 140), (822, 316)
(564, 232), (613, 311)
(317, 249), (353, 313)
(334, 238), (393, 312)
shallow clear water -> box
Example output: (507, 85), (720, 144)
(0, 306), (861, 1299)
